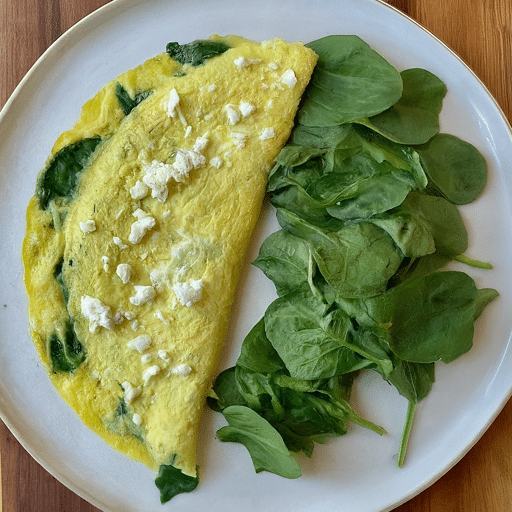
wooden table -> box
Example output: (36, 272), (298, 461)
(1, 0), (511, 510)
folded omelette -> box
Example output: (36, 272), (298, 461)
(22, 35), (317, 501)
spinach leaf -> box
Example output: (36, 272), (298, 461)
(48, 321), (84, 373)
(115, 83), (152, 116)
(277, 209), (403, 298)
(155, 462), (199, 504)
(37, 137), (102, 210)
(416, 133), (488, 204)
(166, 40), (230, 66)
(387, 361), (435, 403)
(355, 68), (447, 144)
(207, 367), (247, 412)
(253, 230), (313, 296)
(299, 35), (403, 126)
(217, 406), (302, 478)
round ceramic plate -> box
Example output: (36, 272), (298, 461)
(1, 0), (511, 511)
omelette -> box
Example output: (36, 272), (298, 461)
(22, 35), (317, 501)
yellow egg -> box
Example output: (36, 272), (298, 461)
(22, 35), (317, 482)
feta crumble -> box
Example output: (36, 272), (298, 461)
(127, 334), (152, 353)
(132, 413), (143, 426)
(130, 180), (149, 200)
(122, 381), (141, 404)
(260, 127), (275, 141)
(116, 263), (133, 284)
(81, 295), (114, 332)
(173, 279), (203, 307)
(281, 69), (297, 88)
(79, 220), (96, 233)
(230, 132), (247, 149)
(169, 364), (192, 377)
(210, 156), (223, 169)
(129, 216), (156, 244)
(141, 353), (152, 364)
(158, 349), (170, 362)
(129, 285), (156, 306)
(239, 101), (255, 117)
(163, 88), (180, 117)
(113, 236), (128, 249)
(225, 104), (240, 126)
(142, 365), (161, 383)
(101, 256), (110, 272)
(155, 309), (170, 325)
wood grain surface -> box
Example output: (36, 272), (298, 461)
(1, 1), (511, 511)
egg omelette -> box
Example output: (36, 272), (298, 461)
(22, 35), (317, 501)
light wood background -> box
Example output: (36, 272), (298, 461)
(1, 0), (511, 510)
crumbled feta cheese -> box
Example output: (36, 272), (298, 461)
(234, 56), (247, 68)
(260, 128), (275, 141)
(79, 220), (96, 233)
(123, 310), (136, 321)
(173, 279), (203, 307)
(130, 180), (149, 200)
(127, 334), (152, 353)
(268, 62), (279, 70)
(113, 309), (125, 324)
(122, 381), (141, 404)
(281, 69), (297, 88)
(113, 236), (128, 249)
(185, 125), (192, 138)
(132, 208), (150, 219)
(129, 216), (155, 244)
(267, 100), (274, 109)
(225, 104), (240, 126)
(210, 156), (223, 169)
(116, 263), (133, 284)
(239, 101), (255, 117)
(132, 413), (143, 426)
(158, 349), (170, 362)
(101, 256), (110, 272)
(164, 88), (180, 117)
(142, 365), (161, 383)
(141, 353), (152, 364)
(208, 84), (216, 92)
(81, 295), (114, 332)
(193, 135), (209, 153)
(129, 285), (156, 306)
(230, 132), (247, 149)
(131, 320), (140, 331)
(169, 364), (192, 377)
(155, 310), (170, 325)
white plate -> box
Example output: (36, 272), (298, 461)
(1, 0), (511, 511)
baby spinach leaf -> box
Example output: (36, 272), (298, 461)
(166, 39), (230, 66)
(253, 230), (312, 296)
(299, 35), (403, 126)
(155, 463), (199, 504)
(355, 68), (447, 144)
(48, 321), (84, 373)
(37, 137), (102, 210)
(217, 406), (302, 479)
(387, 361), (435, 403)
(115, 83), (152, 116)
(416, 133), (488, 204)
(277, 209), (403, 298)
(207, 367), (247, 412)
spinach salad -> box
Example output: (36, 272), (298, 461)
(208, 35), (498, 478)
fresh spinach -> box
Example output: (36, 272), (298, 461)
(48, 321), (84, 373)
(166, 40), (230, 66)
(37, 137), (102, 210)
(155, 461), (199, 504)
(115, 83), (152, 116)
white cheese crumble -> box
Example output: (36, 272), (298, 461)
(234, 56), (248, 68)
(155, 309), (170, 325)
(260, 127), (275, 141)
(184, 125), (192, 138)
(208, 84), (216, 92)
(143, 365), (161, 383)
(173, 279), (203, 307)
(122, 381), (141, 404)
(113, 236), (128, 249)
(268, 62), (279, 70)
(131, 320), (140, 331)
(141, 353), (152, 364)
(169, 364), (192, 377)
(225, 104), (240, 125)
(163, 88), (180, 117)
(230, 132), (247, 149)
(158, 349), (170, 362)
(129, 216), (156, 244)
(281, 69), (297, 88)
(193, 135), (209, 153)
(81, 295), (114, 332)
(127, 334), (152, 353)
(210, 156), (223, 169)
(79, 220), (96, 233)
(116, 263), (133, 284)
(129, 285), (156, 306)
(239, 101), (255, 117)
(101, 256), (110, 272)
(267, 100), (274, 109)
(130, 180), (149, 200)
(132, 413), (143, 426)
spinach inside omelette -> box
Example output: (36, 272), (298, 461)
(22, 35), (317, 502)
